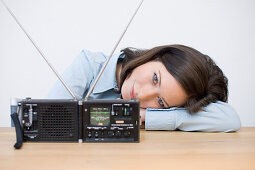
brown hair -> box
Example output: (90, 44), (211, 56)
(119, 45), (228, 113)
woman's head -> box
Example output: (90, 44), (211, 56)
(119, 45), (228, 113)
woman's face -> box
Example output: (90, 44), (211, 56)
(121, 61), (188, 109)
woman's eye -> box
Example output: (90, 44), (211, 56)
(158, 97), (164, 108)
(153, 73), (158, 84)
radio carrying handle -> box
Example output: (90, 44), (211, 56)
(11, 111), (23, 149)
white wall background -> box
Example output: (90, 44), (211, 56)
(0, 0), (254, 127)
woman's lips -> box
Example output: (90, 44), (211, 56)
(130, 82), (136, 99)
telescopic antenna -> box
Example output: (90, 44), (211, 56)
(85, 0), (144, 100)
(1, 0), (77, 100)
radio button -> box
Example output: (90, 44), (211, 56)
(116, 120), (124, 124)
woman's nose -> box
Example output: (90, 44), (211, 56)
(137, 86), (158, 101)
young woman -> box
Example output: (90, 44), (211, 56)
(48, 45), (241, 132)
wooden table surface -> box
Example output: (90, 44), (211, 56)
(0, 127), (255, 170)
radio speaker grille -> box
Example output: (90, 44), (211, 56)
(38, 104), (78, 141)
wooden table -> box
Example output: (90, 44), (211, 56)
(0, 127), (255, 170)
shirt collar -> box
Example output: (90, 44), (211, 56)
(92, 52), (123, 94)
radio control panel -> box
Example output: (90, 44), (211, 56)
(83, 100), (140, 142)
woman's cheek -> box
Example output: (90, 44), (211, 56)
(120, 73), (133, 99)
(121, 81), (129, 99)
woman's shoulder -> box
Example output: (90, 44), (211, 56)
(79, 49), (107, 64)
(70, 49), (109, 77)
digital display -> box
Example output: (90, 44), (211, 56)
(90, 107), (110, 126)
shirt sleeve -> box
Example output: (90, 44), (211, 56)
(145, 101), (241, 132)
(47, 50), (106, 99)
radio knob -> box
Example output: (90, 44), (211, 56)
(124, 131), (131, 137)
(115, 130), (122, 137)
(95, 131), (99, 138)
(87, 131), (92, 138)
(107, 131), (114, 137)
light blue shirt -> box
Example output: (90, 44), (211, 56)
(48, 50), (241, 132)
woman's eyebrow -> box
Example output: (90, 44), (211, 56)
(159, 70), (170, 108)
